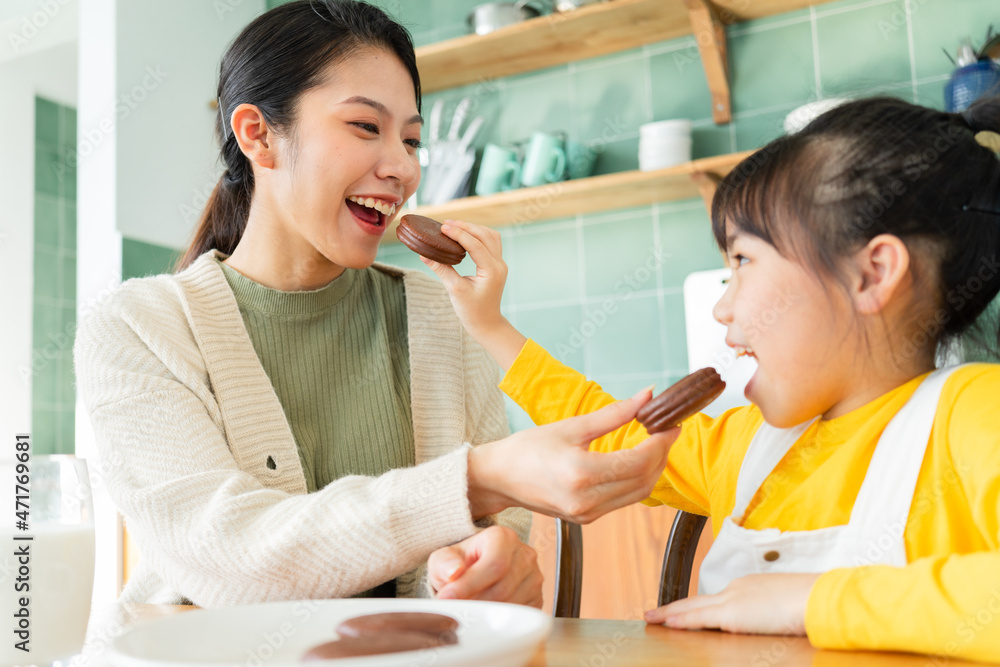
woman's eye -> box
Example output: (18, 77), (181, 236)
(352, 122), (379, 134)
(405, 138), (423, 149)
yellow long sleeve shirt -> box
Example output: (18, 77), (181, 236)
(499, 339), (1000, 663)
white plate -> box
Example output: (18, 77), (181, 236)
(109, 599), (552, 667)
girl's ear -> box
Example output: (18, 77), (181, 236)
(231, 103), (277, 170)
(851, 234), (911, 315)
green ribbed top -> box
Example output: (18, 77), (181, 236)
(219, 261), (415, 496)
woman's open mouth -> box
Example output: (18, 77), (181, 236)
(346, 196), (398, 235)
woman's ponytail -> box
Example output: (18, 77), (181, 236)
(175, 106), (254, 272)
(172, 0), (421, 273)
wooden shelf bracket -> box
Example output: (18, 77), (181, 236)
(691, 170), (723, 212)
(683, 0), (732, 125)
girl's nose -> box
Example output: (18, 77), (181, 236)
(713, 274), (735, 325)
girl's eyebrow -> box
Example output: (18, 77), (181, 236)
(339, 95), (424, 126)
(725, 231), (743, 248)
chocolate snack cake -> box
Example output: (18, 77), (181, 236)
(637, 368), (726, 433)
(395, 214), (466, 265)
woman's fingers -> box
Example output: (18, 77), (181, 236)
(426, 543), (470, 593)
(562, 388), (654, 446)
(467, 557), (544, 608)
(435, 526), (521, 601)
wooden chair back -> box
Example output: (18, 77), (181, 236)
(551, 511), (708, 618)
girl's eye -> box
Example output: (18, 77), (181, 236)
(352, 122), (379, 134)
(733, 254), (749, 267)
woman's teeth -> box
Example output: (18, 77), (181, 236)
(735, 345), (756, 359)
(347, 196), (396, 217)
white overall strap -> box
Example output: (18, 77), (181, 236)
(849, 366), (964, 536)
(731, 418), (817, 518)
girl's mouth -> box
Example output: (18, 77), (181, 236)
(734, 345), (756, 359)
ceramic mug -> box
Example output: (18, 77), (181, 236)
(520, 131), (567, 187)
(566, 140), (597, 179)
(475, 144), (521, 196)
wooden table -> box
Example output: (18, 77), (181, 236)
(87, 603), (987, 666)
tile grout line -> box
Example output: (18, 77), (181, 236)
(569, 61), (578, 142)
(728, 14), (812, 38)
(642, 44), (654, 124)
(810, 6), (823, 99)
(591, 369), (692, 384)
(504, 285), (685, 315)
(813, 0), (896, 20)
(905, 0), (918, 102)
(574, 212), (588, 376)
(652, 202), (671, 377)
(646, 37), (697, 58)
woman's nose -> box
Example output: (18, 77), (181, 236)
(377, 140), (420, 186)
(713, 275), (735, 325)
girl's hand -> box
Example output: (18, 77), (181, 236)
(427, 526), (543, 608)
(422, 220), (526, 371)
(643, 573), (820, 635)
(468, 387), (679, 524)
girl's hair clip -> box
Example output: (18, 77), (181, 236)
(962, 204), (1000, 217)
(974, 130), (1000, 153)
(218, 97), (229, 141)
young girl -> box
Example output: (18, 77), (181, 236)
(425, 96), (1000, 661)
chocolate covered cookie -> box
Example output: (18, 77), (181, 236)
(637, 368), (726, 433)
(395, 214), (466, 265)
(336, 612), (459, 644)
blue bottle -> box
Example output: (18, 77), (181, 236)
(946, 60), (1000, 112)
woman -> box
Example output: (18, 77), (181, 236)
(74, 0), (673, 607)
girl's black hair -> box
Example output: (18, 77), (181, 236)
(712, 95), (1000, 357)
(177, 0), (420, 271)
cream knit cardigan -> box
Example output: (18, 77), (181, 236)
(74, 250), (531, 606)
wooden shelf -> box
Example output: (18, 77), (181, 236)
(416, 0), (827, 94)
(385, 151), (753, 239)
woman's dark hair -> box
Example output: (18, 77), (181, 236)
(712, 95), (1000, 357)
(176, 0), (420, 271)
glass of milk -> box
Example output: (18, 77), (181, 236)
(0, 455), (95, 666)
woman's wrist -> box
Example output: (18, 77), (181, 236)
(467, 442), (511, 520)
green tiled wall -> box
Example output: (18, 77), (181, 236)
(263, 0), (994, 430)
(122, 238), (181, 281)
(372, 0), (996, 432)
(33, 97), (77, 455)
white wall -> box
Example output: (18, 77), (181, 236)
(74, 0), (265, 605)
(115, 0), (266, 250)
(77, 0), (123, 608)
(0, 38), (77, 448)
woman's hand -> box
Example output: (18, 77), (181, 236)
(468, 387), (679, 524)
(643, 573), (820, 635)
(427, 526), (543, 608)
(422, 220), (526, 371)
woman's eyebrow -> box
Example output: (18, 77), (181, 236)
(339, 95), (423, 126)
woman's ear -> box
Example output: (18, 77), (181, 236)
(851, 234), (911, 315)
(230, 103), (276, 170)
